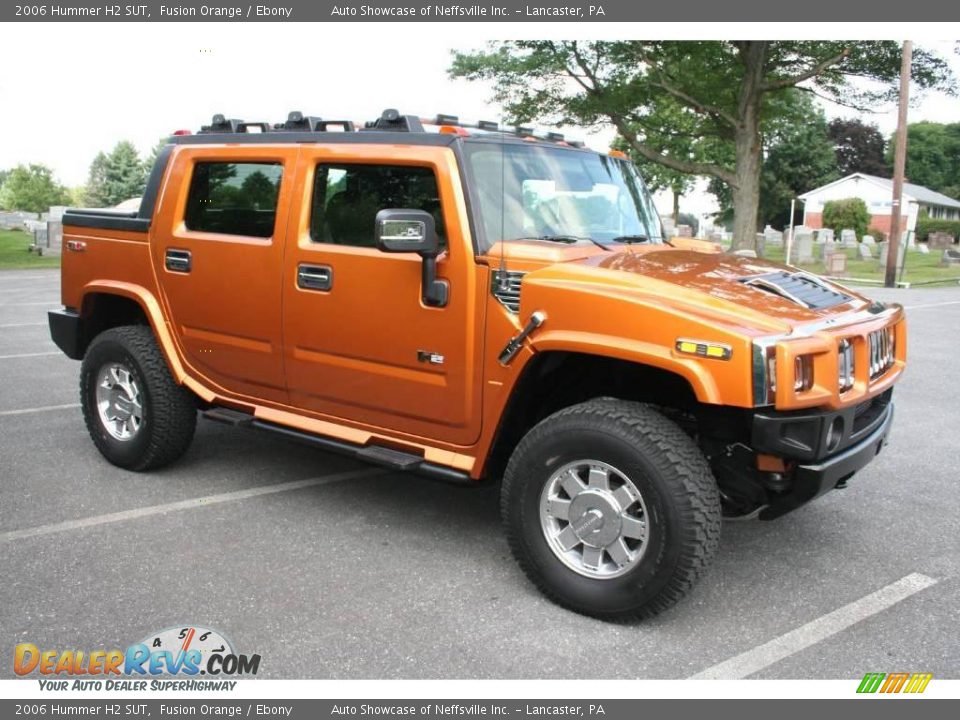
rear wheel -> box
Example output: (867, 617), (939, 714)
(80, 325), (196, 471)
(501, 398), (721, 620)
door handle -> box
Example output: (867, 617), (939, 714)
(297, 264), (333, 292)
(165, 249), (192, 273)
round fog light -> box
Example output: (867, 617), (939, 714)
(825, 417), (844, 453)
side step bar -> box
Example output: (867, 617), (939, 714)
(201, 407), (474, 486)
(202, 407), (255, 427)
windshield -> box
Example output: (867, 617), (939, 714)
(462, 141), (663, 253)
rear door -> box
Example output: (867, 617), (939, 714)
(281, 144), (485, 446)
(152, 145), (298, 403)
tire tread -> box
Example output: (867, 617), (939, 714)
(501, 398), (721, 620)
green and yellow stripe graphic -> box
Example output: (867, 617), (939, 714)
(857, 672), (933, 694)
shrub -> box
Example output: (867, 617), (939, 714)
(867, 226), (888, 243)
(822, 197), (870, 241)
(915, 216), (960, 242)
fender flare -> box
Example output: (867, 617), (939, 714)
(527, 329), (722, 404)
(80, 281), (216, 402)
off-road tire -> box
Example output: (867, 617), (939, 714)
(80, 325), (197, 471)
(501, 398), (721, 620)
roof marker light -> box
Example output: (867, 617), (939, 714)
(439, 125), (470, 136)
(608, 149), (628, 159)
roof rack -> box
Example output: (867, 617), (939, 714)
(193, 109), (586, 148)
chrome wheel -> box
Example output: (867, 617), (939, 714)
(95, 362), (144, 441)
(539, 459), (650, 579)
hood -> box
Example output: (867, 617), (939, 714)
(520, 244), (872, 335)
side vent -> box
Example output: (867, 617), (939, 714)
(492, 270), (525, 314)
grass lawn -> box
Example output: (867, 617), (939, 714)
(744, 242), (960, 287)
(0, 229), (60, 270)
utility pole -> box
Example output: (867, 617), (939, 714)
(885, 40), (912, 288)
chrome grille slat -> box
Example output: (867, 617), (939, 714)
(838, 339), (855, 393)
(868, 326), (896, 380)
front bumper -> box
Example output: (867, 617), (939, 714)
(756, 399), (894, 519)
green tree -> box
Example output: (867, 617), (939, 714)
(760, 99), (839, 228)
(0, 169), (9, 189)
(450, 41), (953, 249)
(84, 140), (149, 207)
(709, 93), (838, 229)
(890, 122), (960, 198)
(83, 152), (111, 207)
(143, 138), (168, 176)
(822, 197), (870, 240)
(612, 101), (703, 224)
(828, 118), (890, 177)
(0, 164), (71, 213)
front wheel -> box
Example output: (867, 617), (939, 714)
(501, 398), (721, 620)
(80, 325), (197, 471)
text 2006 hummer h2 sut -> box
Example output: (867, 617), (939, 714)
(50, 110), (905, 619)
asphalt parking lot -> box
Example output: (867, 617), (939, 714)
(1, 268), (958, 680)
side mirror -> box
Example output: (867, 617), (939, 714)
(375, 209), (448, 308)
(375, 209), (438, 256)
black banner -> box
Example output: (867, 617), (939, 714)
(3, 0), (958, 22)
(0, 700), (958, 720)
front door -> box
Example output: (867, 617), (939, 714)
(152, 145), (298, 403)
(282, 145), (484, 446)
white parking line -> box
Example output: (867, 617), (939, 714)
(0, 351), (60, 360)
(0, 322), (47, 328)
(0, 403), (81, 417)
(0, 274), (58, 281)
(689, 573), (938, 679)
(904, 300), (960, 310)
(0, 467), (384, 544)
(0, 301), (55, 307)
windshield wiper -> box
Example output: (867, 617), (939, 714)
(610, 234), (674, 248)
(517, 235), (611, 251)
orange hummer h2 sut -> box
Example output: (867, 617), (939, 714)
(50, 110), (905, 619)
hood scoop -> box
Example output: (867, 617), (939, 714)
(740, 271), (850, 310)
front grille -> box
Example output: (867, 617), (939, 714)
(838, 338), (855, 393)
(492, 270), (524, 313)
(741, 271), (850, 310)
(868, 326), (896, 380)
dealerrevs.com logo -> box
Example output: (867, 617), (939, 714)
(14, 625), (261, 691)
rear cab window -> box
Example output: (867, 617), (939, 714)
(184, 162), (283, 238)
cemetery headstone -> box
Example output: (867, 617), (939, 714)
(825, 252), (847, 275)
(791, 231), (815, 264)
(941, 249), (960, 267)
(928, 232), (956, 250)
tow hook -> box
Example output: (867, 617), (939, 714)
(499, 311), (546, 365)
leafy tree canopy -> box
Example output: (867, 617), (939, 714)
(84, 140), (148, 208)
(0, 164), (71, 213)
(892, 122), (960, 199)
(828, 118), (891, 178)
(450, 41), (953, 248)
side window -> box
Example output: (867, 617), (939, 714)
(310, 164), (446, 249)
(184, 162), (283, 238)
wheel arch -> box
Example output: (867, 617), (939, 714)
(482, 349), (707, 481)
(78, 282), (192, 391)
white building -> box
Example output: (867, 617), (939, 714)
(799, 173), (960, 238)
